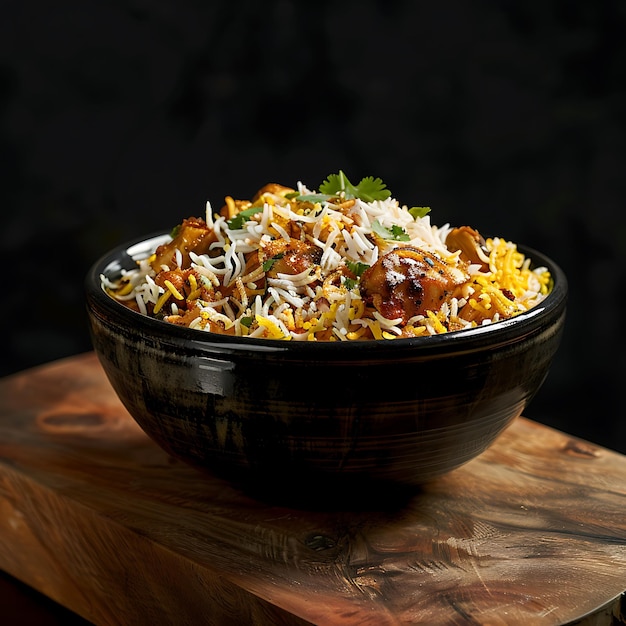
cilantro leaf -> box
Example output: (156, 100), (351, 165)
(319, 170), (391, 202)
(227, 206), (263, 230)
(354, 176), (392, 202)
(345, 259), (370, 277)
(408, 206), (431, 219)
(343, 277), (358, 290)
(318, 171), (350, 197)
(371, 220), (410, 241)
(262, 252), (284, 272)
(285, 191), (332, 203)
(390, 224), (410, 240)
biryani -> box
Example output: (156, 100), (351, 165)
(102, 172), (552, 341)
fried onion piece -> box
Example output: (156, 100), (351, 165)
(445, 226), (490, 271)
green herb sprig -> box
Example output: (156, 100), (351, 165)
(227, 206), (264, 230)
(262, 252), (285, 272)
(342, 259), (370, 290)
(345, 259), (370, 277)
(408, 206), (431, 219)
(371, 220), (410, 242)
(319, 170), (391, 203)
(285, 170), (392, 204)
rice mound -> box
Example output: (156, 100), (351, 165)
(102, 179), (551, 341)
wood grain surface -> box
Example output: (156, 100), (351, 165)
(0, 352), (625, 625)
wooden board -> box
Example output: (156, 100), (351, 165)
(0, 352), (625, 625)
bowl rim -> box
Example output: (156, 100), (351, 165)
(85, 230), (568, 356)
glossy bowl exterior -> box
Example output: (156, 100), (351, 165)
(85, 233), (567, 499)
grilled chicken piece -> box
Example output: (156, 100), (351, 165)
(252, 183), (295, 202)
(360, 246), (468, 324)
(219, 184), (296, 220)
(151, 217), (216, 271)
(259, 238), (322, 277)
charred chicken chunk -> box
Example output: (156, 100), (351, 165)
(151, 217), (217, 271)
(260, 238), (322, 278)
(220, 184), (296, 220)
(252, 183), (296, 203)
(360, 247), (468, 324)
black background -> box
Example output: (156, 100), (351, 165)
(1, 1), (624, 452)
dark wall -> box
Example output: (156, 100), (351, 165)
(1, 1), (624, 451)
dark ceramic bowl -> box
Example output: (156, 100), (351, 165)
(85, 232), (567, 502)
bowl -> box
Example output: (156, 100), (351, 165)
(85, 232), (567, 504)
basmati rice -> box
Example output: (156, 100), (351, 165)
(102, 180), (552, 341)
